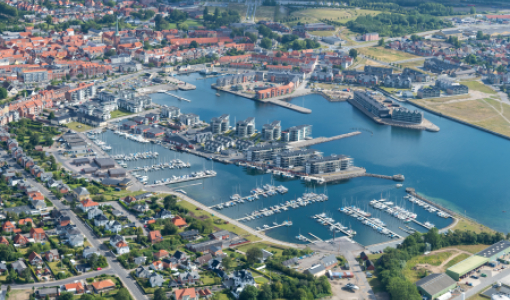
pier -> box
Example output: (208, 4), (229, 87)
(341, 207), (402, 239)
(256, 221), (293, 232)
(146, 174), (216, 187)
(288, 131), (362, 148)
(406, 188), (456, 217)
(314, 214), (353, 237)
(208, 186), (288, 209)
(308, 233), (323, 242)
(164, 91), (191, 102)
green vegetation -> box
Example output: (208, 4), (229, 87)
(402, 251), (454, 282)
(444, 253), (471, 269)
(203, 7), (241, 29)
(65, 122), (93, 132)
(460, 81), (497, 94)
(358, 47), (419, 63)
(110, 109), (133, 119)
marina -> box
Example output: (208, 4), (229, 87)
(209, 183), (289, 209)
(339, 206), (403, 239)
(313, 213), (356, 237)
(160, 90), (191, 102)
(255, 220), (293, 232)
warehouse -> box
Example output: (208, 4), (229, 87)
(476, 240), (510, 261)
(416, 273), (457, 300)
(446, 255), (488, 281)
(108, 168), (127, 178)
(94, 158), (116, 169)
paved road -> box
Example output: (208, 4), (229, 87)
(8, 268), (115, 290)
(3, 154), (147, 300)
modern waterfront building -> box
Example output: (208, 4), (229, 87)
(417, 87), (441, 99)
(179, 113), (200, 126)
(245, 143), (287, 161)
(305, 155), (353, 175)
(161, 106), (181, 119)
(275, 149), (319, 168)
(391, 107), (423, 124)
(261, 121), (281, 141)
(236, 117), (255, 138)
(210, 114), (230, 134)
(281, 125), (312, 142)
(352, 91), (391, 118)
(216, 73), (256, 87)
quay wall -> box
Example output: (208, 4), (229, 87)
(405, 188), (457, 220)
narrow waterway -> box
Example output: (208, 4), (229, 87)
(101, 72), (510, 245)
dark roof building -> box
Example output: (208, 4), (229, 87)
(94, 158), (116, 169)
(415, 273), (457, 300)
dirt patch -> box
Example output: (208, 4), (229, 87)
(8, 289), (32, 300)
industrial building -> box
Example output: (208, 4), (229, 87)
(446, 241), (510, 281)
(281, 125), (312, 142)
(274, 149), (318, 168)
(262, 121), (282, 141)
(415, 273), (457, 300)
(236, 117), (255, 138)
(352, 91), (391, 118)
(391, 107), (423, 124)
(305, 155), (352, 175)
(210, 114), (230, 134)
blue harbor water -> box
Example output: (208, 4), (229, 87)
(100, 72), (510, 245)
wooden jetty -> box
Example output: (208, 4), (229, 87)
(308, 232), (323, 242)
(164, 91), (191, 102)
(314, 215), (353, 237)
(341, 207), (402, 239)
(256, 221), (293, 232)
(146, 174), (215, 187)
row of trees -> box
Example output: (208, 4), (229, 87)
(203, 8), (241, 29)
(345, 12), (450, 37)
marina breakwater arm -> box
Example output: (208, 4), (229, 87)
(288, 131), (362, 148)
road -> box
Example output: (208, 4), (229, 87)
(3, 153), (147, 299)
(452, 268), (510, 299)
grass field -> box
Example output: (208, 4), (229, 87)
(168, 19), (202, 29)
(288, 8), (380, 25)
(110, 109), (133, 119)
(255, 276), (270, 284)
(444, 253), (471, 269)
(358, 47), (421, 63)
(235, 242), (286, 256)
(452, 218), (495, 234)
(398, 59), (426, 68)
(66, 122), (93, 132)
(255, 6), (277, 21)
(176, 200), (261, 242)
(402, 251), (454, 282)
(460, 80), (497, 94)
(453, 244), (491, 254)
(8, 289), (31, 300)
(47, 261), (71, 277)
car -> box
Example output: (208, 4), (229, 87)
(97, 267), (102, 270)
(481, 273), (487, 277)
(144, 225), (147, 228)
(471, 275), (479, 279)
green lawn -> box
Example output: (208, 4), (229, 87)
(66, 122), (93, 132)
(460, 80), (497, 94)
(287, 8), (380, 25)
(110, 109), (133, 119)
(255, 6), (277, 21)
(168, 19), (202, 29)
(309, 30), (336, 37)
(47, 261), (71, 276)
(201, 275), (215, 285)
(402, 252), (455, 283)
(444, 253), (471, 269)
(255, 276), (269, 284)
(358, 47), (420, 63)
(452, 217), (495, 234)
(235, 243), (285, 256)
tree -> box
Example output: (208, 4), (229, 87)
(497, 65), (506, 73)
(48, 111), (55, 120)
(154, 288), (166, 300)
(222, 255), (232, 270)
(246, 247), (263, 266)
(470, 7), (476, 14)
(257, 283), (272, 300)
(45, 15), (52, 25)
(387, 277), (422, 300)
(162, 223), (178, 235)
(378, 38), (385, 47)
(178, 23), (189, 32)
(189, 40), (198, 49)
(0, 87), (7, 100)
(59, 292), (74, 300)
(203, 7), (209, 16)
(239, 285), (258, 300)
(260, 37), (272, 49)
(349, 48), (358, 59)
(115, 288), (132, 300)
(164, 195), (177, 210)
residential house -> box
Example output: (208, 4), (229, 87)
(13, 233), (29, 245)
(30, 227), (46, 241)
(94, 214), (109, 227)
(65, 282), (85, 294)
(150, 273), (165, 287)
(28, 251), (44, 266)
(172, 216), (187, 228)
(174, 288), (198, 300)
(149, 230), (163, 244)
(87, 207), (103, 219)
(92, 279), (116, 293)
(223, 270), (255, 298)
(105, 220), (122, 233)
(135, 266), (152, 278)
(179, 229), (200, 241)
(2, 221), (15, 233)
(73, 187), (90, 201)
(154, 249), (170, 260)
(150, 260), (163, 271)
(196, 254), (213, 266)
(12, 260), (27, 275)
(79, 198), (99, 212)
(156, 209), (173, 219)
(110, 235), (129, 254)
(83, 246), (100, 259)
(44, 249), (60, 262)
(177, 270), (200, 285)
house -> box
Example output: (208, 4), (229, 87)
(76, 263), (92, 272)
(79, 199), (99, 212)
(94, 214), (109, 227)
(69, 235), (84, 247)
(121, 195), (137, 204)
(179, 229), (200, 241)
(92, 279), (116, 293)
(83, 246), (100, 259)
(174, 250), (188, 262)
(321, 254), (338, 270)
(12, 260), (27, 275)
(0, 236), (9, 245)
(73, 187), (90, 201)
(210, 230), (229, 240)
(105, 220), (122, 233)
(360, 252), (368, 261)
(13, 233), (29, 245)
(28, 251), (44, 266)
(111, 235), (129, 254)
(134, 256), (146, 266)
(223, 270), (255, 298)
(260, 249), (273, 262)
(172, 216), (187, 228)
(65, 282), (85, 294)
(149, 230), (163, 244)
(174, 288), (198, 300)
(136, 266), (152, 278)
(150, 273), (165, 287)
(132, 203), (149, 213)
(2, 220), (15, 233)
(150, 260), (163, 271)
(44, 249), (60, 262)
(209, 259), (222, 270)
(157, 209), (173, 219)
(209, 246), (223, 257)
(304, 264), (326, 277)
(18, 218), (34, 226)
(162, 257), (180, 269)
(196, 254), (213, 266)
(36, 287), (60, 298)
(177, 270), (200, 285)
(365, 259), (375, 271)
(87, 207), (103, 219)
(197, 288), (213, 299)
(154, 249), (170, 260)
(30, 228), (46, 241)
